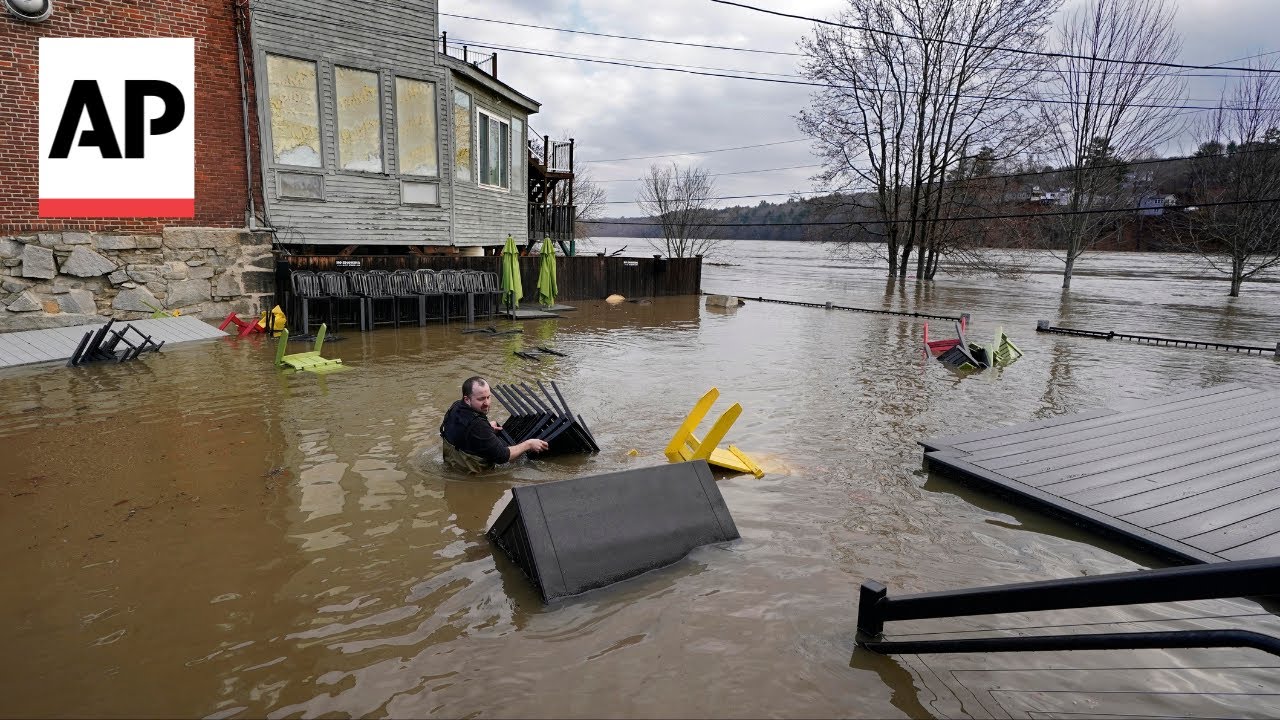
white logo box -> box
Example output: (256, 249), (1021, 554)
(39, 37), (195, 218)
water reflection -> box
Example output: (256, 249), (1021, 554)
(2, 245), (1279, 718)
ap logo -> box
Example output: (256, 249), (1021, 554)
(39, 38), (194, 218)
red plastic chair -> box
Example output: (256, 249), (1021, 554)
(923, 317), (967, 358)
(219, 311), (268, 337)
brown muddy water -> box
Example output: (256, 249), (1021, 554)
(3, 242), (1280, 719)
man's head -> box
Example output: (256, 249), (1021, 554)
(462, 376), (492, 414)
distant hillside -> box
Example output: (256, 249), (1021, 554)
(588, 196), (862, 241)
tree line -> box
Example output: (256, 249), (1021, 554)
(579, 0), (1280, 297)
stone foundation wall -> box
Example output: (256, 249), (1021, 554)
(0, 228), (276, 333)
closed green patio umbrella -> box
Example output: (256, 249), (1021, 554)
(536, 237), (557, 308)
(500, 235), (523, 313)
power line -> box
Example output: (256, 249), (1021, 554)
(454, 37), (1270, 109)
(581, 196), (1280, 227)
(603, 191), (830, 204)
(440, 11), (800, 56)
(249, 7), (1280, 111)
(593, 145), (1280, 195)
(711, 0), (1280, 75)
(451, 41), (1280, 113)
(448, 36), (805, 80)
(597, 163), (824, 182)
(590, 139), (808, 163)
(874, 142), (1280, 186)
(443, 14), (1275, 81)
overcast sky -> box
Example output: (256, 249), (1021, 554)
(439, 0), (1280, 215)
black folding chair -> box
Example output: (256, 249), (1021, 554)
(319, 271), (364, 331)
(289, 270), (329, 335)
(437, 269), (470, 322)
(410, 269), (449, 324)
(479, 271), (504, 317)
(389, 270), (426, 326)
(345, 270), (399, 330)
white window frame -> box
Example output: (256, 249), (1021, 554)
(477, 109), (510, 190)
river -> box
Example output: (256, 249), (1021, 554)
(2, 240), (1278, 718)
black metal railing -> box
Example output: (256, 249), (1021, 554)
(530, 203), (575, 241)
(439, 33), (497, 77)
(857, 557), (1280, 656)
(1036, 320), (1279, 356)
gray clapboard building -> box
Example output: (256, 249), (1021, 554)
(246, 0), (572, 253)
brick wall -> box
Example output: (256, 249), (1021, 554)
(0, 0), (261, 235)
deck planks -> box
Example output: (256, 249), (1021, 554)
(922, 384), (1280, 563)
(0, 316), (229, 369)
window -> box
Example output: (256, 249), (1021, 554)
(511, 117), (524, 193)
(265, 55), (321, 167)
(335, 66), (383, 172)
(395, 77), (438, 177)
(401, 180), (439, 205)
(278, 172), (324, 200)
(453, 90), (471, 182)
(478, 110), (509, 189)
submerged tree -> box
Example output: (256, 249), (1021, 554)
(637, 163), (721, 258)
(1173, 60), (1280, 297)
(1046, 0), (1184, 290)
(797, 0), (1060, 279)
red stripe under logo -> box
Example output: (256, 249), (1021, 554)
(39, 198), (195, 218)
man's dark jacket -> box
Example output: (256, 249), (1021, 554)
(440, 399), (509, 465)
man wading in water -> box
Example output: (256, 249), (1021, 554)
(440, 376), (548, 472)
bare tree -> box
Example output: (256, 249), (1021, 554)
(1172, 60), (1280, 296)
(571, 163), (607, 241)
(1046, 0), (1184, 290)
(797, 0), (1060, 280)
(928, 147), (1038, 277)
(636, 163), (722, 258)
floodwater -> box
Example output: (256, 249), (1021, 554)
(2, 241), (1279, 719)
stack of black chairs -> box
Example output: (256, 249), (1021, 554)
(287, 268), (507, 331)
(491, 380), (600, 456)
(68, 319), (165, 367)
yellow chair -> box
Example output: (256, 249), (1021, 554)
(664, 387), (765, 478)
(991, 326), (1024, 367)
(274, 324), (345, 372)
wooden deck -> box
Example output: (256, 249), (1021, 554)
(0, 316), (229, 369)
(922, 384), (1280, 563)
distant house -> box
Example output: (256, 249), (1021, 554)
(1028, 186), (1073, 206)
(1138, 194), (1177, 216)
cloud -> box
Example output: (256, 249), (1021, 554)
(441, 0), (1280, 213)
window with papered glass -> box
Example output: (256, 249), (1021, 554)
(335, 66), (383, 172)
(395, 77), (438, 177)
(265, 54), (321, 167)
(454, 90), (472, 182)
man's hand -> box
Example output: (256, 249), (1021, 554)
(507, 437), (549, 462)
(490, 420), (502, 431)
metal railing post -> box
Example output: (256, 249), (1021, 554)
(857, 580), (888, 637)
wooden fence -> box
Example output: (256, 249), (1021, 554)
(274, 253), (702, 303)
